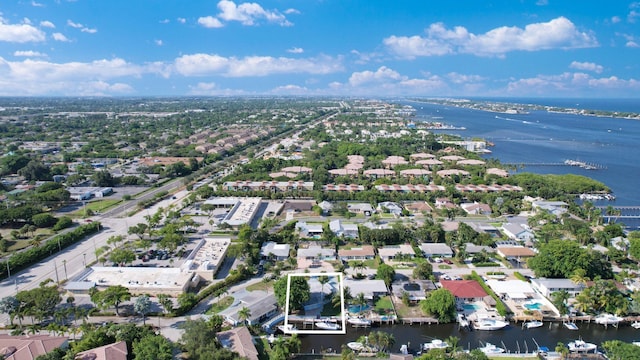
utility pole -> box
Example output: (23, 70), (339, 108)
(53, 259), (59, 283)
(63, 260), (68, 280)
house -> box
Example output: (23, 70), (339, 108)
(347, 203), (374, 216)
(260, 242), (290, 261)
(392, 280), (437, 302)
(329, 219), (359, 239)
(461, 243), (494, 255)
(295, 221), (324, 238)
(495, 246), (536, 263)
(0, 334), (68, 360)
(530, 278), (584, 298)
(219, 290), (278, 326)
(318, 200), (333, 215)
(420, 243), (453, 258)
(467, 222), (502, 238)
(75, 341), (127, 360)
(501, 223), (535, 242)
(282, 200), (315, 213)
(297, 244), (336, 261)
(338, 245), (375, 261)
(377, 244), (415, 261)
(216, 327), (259, 360)
(435, 198), (456, 209)
(460, 202), (492, 215)
(344, 279), (388, 300)
(531, 200), (568, 217)
(377, 201), (404, 216)
(439, 280), (488, 301)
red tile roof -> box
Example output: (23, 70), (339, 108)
(440, 280), (488, 299)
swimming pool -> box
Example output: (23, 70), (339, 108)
(348, 304), (371, 314)
(524, 302), (543, 310)
(462, 304), (480, 310)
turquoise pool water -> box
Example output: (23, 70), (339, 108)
(462, 304), (479, 310)
(348, 304), (371, 313)
(524, 302), (542, 310)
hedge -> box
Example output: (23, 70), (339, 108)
(470, 271), (509, 317)
(0, 222), (101, 280)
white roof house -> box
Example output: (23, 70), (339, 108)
(377, 244), (415, 261)
(296, 221), (324, 238)
(261, 242), (290, 260)
(420, 243), (453, 258)
(502, 223), (535, 241)
(530, 278), (584, 298)
(347, 203), (374, 216)
(377, 201), (404, 216)
(344, 279), (388, 300)
(297, 244), (336, 260)
(486, 279), (537, 301)
(329, 219), (359, 239)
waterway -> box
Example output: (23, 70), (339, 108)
(300, 321), (640, 355)
(409, 99), (640, 228)
(300, 98), (640, 354)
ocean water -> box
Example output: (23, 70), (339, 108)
(407, 100), (640, 208)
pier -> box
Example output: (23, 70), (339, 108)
(503, 161), (606, 170)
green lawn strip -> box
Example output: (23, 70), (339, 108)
(207, 296), (234, 314)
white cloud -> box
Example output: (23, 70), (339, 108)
(271, 84), (308, 95)
(14, 50), (47, 57)
(67, 19), (97, 33)
(177, 18), (186, 24)
(40, 20), (55, 28)
(154, 39), (163, 46)
(215, 0), (291, 26)
(287, 47), (304, 54)
(569, 61), (603, 73)
(187, 82), (247, 95)
(0, 18), (46, 42)
(348, 66), (403, 87)
(384, 17), (598, 58)
(627, 40), (640, 47)
(0, 57), (168, 96)
(506, 72), (640, 95)
(174, 53), (342, 77)
(536, 0), (548, 5)
(31, 1), (44, 7)
(341, 66), (448, 95)
(284, 8), (300, 15)
(52, 32), (70, 42)
(198, 16), (224, 28)
(616, 32), (640, 47)
(446, 72), (485, 84)
(611, 16), (621, 24)
(159, 19), (170, 24)
(629, 2), (640, 23)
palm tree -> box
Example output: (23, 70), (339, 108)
(238, 306), (251, 326)
(446, 335), (461, 353)
(318, 275), (330, 300)
(551, 290), (570, 316)
(570, 269), (590, 287)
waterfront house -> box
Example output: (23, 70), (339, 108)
(219, 290), (278, 326)
(393, 280), (437, 302)
(419, 243), (454, 259)
(260, 242), (290, 261)
(439, 280), (488, 302)
(378, 244), (415, 262)
(530, 278), (584, 298)
(338, 245), (375, 261)
(344, 279), (388, 300)
(216, 327), (259, 360)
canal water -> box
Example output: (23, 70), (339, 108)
(300, 321), (640, 355)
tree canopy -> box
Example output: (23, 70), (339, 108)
(528, 239), (613, 279)
(274, 275), (310, 311)
(420, 288), (456, 323)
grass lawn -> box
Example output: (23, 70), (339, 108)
(246, 279), (273, 292)
(374, 296), (394, 315)
(207, 296), (234, 314)
(85, 199), (122, 212)
(321, 300), (342, 317)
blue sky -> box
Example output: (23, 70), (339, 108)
(0, 0), (638, 97)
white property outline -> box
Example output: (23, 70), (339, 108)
(283, 272), (346, 335)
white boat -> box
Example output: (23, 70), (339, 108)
(523, 320), (544, 329)
(347, 342), (364, 351)
(277, 324), (297, 333)
(400, 344), (408, 355)
(594, 313), (624, 326)
(563, 322), (579, 330)
(632, 321), (640, 329)
(315, 321), (341, 330)
(347, 317), (372, 327)
(478, 342), (505, 354)
(423, 339), (449, 351)
(474, 318), (509, 331)
(568, 339), (597, 353)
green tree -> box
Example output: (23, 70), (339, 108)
(91, 285), (131, 316)
(551, 290), (570, 316)
(376, 263), (396, 288)
(274, 276), (310, 312)
(420, 288), (456, 323)
(157, 294), (173, 314)
(528, 239), (613, 279)
(133, 334), (174, 360)
(108, 248), (136, 266)
(134, 295), (152, 325)
(602, 340), (640, 359)
(238, 306), (251, 325)
(412, 261), (433, 280)
(0, 296), (19, 326)
(92, 170), (117, 187)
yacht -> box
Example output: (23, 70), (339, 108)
(631, 321), (640, 329)
(563, 322), (579, 330)
(474, 318), (509, 331)
(277, 324), (297, 333)
(347, 342), (364, 351)
(594, 313), (624, 326)
(568, 339), (597, 353)
(523, 320), (544, 329)
(400, 344), (409, 355)
(423, 339), (449, 351)
(478, 342), (505, 354)
(315, 321), (341, 330)
(347, 317), (372, 327)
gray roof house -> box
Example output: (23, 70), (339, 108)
(329, 219), (359, 238)
(219, 290), (278, 326)
(297, 244), (336, 261)
(501, 223), (535, 242)
(420, 243), (454, 258)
